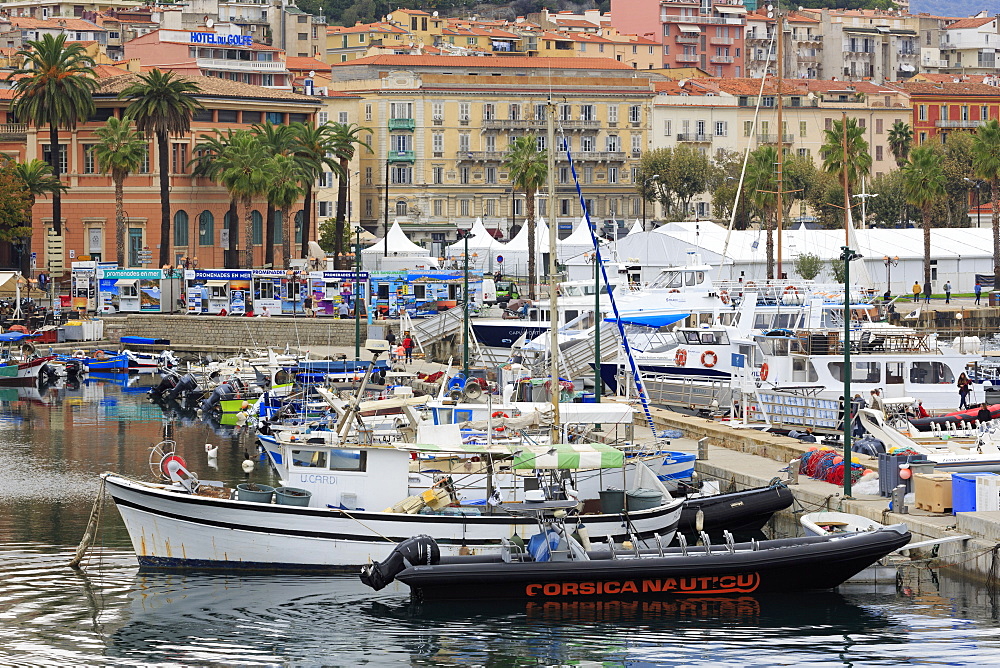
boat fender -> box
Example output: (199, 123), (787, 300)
(359, 534), (440, 591)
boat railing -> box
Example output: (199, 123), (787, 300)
(714, 280), (880, 304)
(791, 329), (936, 356)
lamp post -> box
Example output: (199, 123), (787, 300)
(841, 245), (862, 499)
(882, 255), (898, 296)
(642, 175), (659, 231)
(354, 225), (362, 362)
(457, 221), (474, 376)
(965, 178), (983, 228)
(384, 160), (390, 258)
(852, 192), (878, 229)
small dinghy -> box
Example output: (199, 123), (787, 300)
(678, 481), (794, 536)
(361, 501), (911, 602)
(801, 512), (884, 536)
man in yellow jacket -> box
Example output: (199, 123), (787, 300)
(912, 281), (921, 301)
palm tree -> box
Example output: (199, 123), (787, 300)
(327, 122), (371, 268)
(11, 33), (97, 236)
(9, 159), (67, 272)
(504, 136), (547, 300)
(216, 131), (274, 268)
(902, 146), (946, 287)
(292, 123), (342, 260)
(745, 146), (779, 280)
(887, 120), (914, 169)
(267, 154), (305, 269)
(253, 121), (299, 267)
(119, 70), (203, 267)
(972, 119), (1000, 289)
(92, 118), (146, 266)
(821, 117), (872, 205)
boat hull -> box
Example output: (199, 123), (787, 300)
(395, 526), (911, 601)
(679, 484), (794, 536)
(104, 474), (683, 572)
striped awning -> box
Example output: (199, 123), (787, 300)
(678, 24), (701, 33)
(512, 443), (624, 470)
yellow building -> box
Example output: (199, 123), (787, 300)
(326, 21), (413, 62)
(328, 54), (656, 253)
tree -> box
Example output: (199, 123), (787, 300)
(972, 119), (1000, 289)
(504, 135), (547, 299)
(92, 118), (146, 266)
(745, 145), (779, 279)
(887, 120), (913, 169)
(192, 129), (240, 268)
(216, 131), (275, 268)
(328, 122), (371, 268)
(821, 117), (872, 214)
(253, 121), (299, 267)
(902, 145), (946, 287)
(709, 150), (751, 229)
(794, 253), (824, 281)
(0, 161), (34, 262)
(11, 33), (97, 236)
(120, 70), (203, 267)
(10, 159), (67, 252)
(267, 154), (305, 269)
(292, 123), (342, 259)
(670, 145), (715, 216)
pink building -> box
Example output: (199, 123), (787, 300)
(611, 0), (747, 77)
(124, 29), (293, 88)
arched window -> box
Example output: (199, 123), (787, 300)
(273, 210), (283, 243)
(198, 210), (214, 246)
(252, 210), (263, 245)
(173, 210), (189, 246)
(294, 211), (303, 244)
(395, 199), (407, 216)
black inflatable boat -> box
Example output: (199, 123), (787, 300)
(678, 482), (794, 536)
(910, 403), (1000, 431)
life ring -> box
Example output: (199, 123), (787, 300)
(675, 348), (688, 366)
(719, 290), (730, 305)
(744, 282), (757, 291)
(668, 289), (680, 293)
(491, 410), (509, 432)
(760, 363), (769, 381)
(783, 285), (799, 294)
(701, 350), (718, 368)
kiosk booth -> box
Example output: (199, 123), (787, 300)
(72, 261), (117, 311)
(185, 269), (252, 314)
(307, 270), (369, 316)
(369, 270), (481, 318)
(98, 268), (183, 313)
(252, 269), (287, 315)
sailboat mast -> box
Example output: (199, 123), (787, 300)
(547, 100), (560, 441)
(842, 111), (850, 246)
(775, 13), (784, 280)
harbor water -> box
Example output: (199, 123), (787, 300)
(3, 377), (1000, 666)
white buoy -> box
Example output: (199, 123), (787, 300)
(205, 443), (218, 458)
(241, 459), (255, 473)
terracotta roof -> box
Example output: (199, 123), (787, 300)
(897, 81), (1000, 96)
(653, 80), (706, 95)
(285, 56), (329, 71)
(945, 16), (995, 30)
(328, 22), (409, 35)
(330, 54), (635, 69)
(0, 89), (16, 100)
(393, 8), (430, 15)
(94, 73), (321, 103)
(93, 63), (130, 77)
(5, 16), (103, 30)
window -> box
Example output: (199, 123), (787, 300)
(391, 166), (412, 184)
(663, 119), (672, 136)
(218, 109), (238, 123)
(799, 121), (807, 138)
(395, 200), (408, 216)
(459, 102), (470, 121)
(485, 166), (497, 184)
(631, 134), (642, 154)
(918, 105), (927, 121)
(910, 361), (954, 384)
(42, 144), (67, 174)
(198, 210), (214, 245)
(580, 104), (595, 121)
(291, 449), (327, 468)
(390, 102), (412, 119)
(432, 101), (443, 121)
(458, 133), (470, 152)
(961, 105), (969, 121)
(242, 111), (262, 124)
(744, 121), (753, 137)
(433, 199), (443, 216)
(266, 112), (284, 124)
(483, 103), (495, 120)
(364, 167), (372, 185)
(534, 103), (546, 120)
(140, 144), (149, 173)
(390, 134), (411, 152)
(83, 144), (97, 174)
(272, 211), (283, 243)
(581, 135), (594, 152)
(193, 109), (213, 123)
(460, 199), (471, 216)
(252, 210), (264, 244)
(432, 165), (443, 184)
(940, 104), (947, 120)
(171, 143), (188, 173)
(608, 166), (618, 184)
(318, 171), (333, 188)
(559, 166), (569, 184)
(560, 198), (571, 215)
(484, 135), (496, 152)
(583, 166), (593, 184)
(536, 135), (546, 151)
(983, 106), (990, 121)
(876, 145), (883, 161)
(365, 199), (373, 217)
(460, 166), (470, 184)
(509, 103), (521, 121)
(714, 121), (727, 137)
(174, 210), (189, 246)
(364, 104), (372, 121)
(484, 199), (497, 216)
(608, 105), (618, 124)
(606, 135), (620, 152)
(513, 199), (524, 216)
(875, 118), (883, 134)
(629, 105), (641, 123)
(318, 201), (333, 218)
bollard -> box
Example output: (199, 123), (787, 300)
(697, 437), (710, 460)
(786, 458), (800, 485)
(891, 483), (908, 515)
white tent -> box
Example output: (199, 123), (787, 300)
(499, 217), (550, 276)
(444, 218), (502, 272)
(626, 219), (644, 236)
(361, 220), (429, 256)
(558, 216), (601, 261)
(361, 220), (440, 271)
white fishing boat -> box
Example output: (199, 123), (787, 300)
(801, 512), (885, 537)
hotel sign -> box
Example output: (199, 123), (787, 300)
(189, 32), (253, 46)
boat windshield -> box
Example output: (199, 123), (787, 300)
(649, 271), (683, 289)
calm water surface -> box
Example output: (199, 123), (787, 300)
(2, 377), (1000, 666)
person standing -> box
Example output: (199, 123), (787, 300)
(944, 281), (951, 304)
(915, 400), (929, 419)
(338, 301), (349, 319)
(402, 331), (414, 363)
(303, 294), (315, 317)
(975, 282), (983, 306)
(923, 281), (932, 304)
(957, 372), (972, 410)
(386, 327), (396, 350)
(912, 281), (921, 302)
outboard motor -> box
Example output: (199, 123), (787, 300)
(64, 358), (86, 379)
(167, 373), (199, 401)
(149, 373), (179, 399)
(359, 535), (440, 591)
(200, 381), (233, 414)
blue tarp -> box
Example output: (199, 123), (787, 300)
(0, 332), (34, 342)
(603, 313), (689, 329)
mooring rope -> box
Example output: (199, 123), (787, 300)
(70, 476), (107, 570)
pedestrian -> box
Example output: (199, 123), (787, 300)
(923, 281), (932, 304)
(303, 294), (315, 317)
(957, 372), (972, 410)
(402, 332), (414, 363)
(386, 328), (396, 349)
(912, 281), (921, 302)
(944, 281), (951, 304)
(851, 393), (867, 438)
(975, 282), (983, 306)
(338, 301), (349, 319)
(870, 388), (885, 415)
(978, 402), (994, 425)
(915, 400), (929, 419)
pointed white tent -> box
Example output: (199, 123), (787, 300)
(497, 217), (549, 276)
(627, 218), (644, 236)
(361, 220), (428, 255)
(558, 216), (602, 261)
(444, 218), (502, 272)
(360, 220), (439, 270)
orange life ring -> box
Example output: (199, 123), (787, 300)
(675, 348), (688, 366)
(701, 350), (718, 368)
(491, 410), (509, 432)
(784, 285), (798, 294)
(760, 363), (769, 381)
(668, 289), (681, 293)
(719, 290), (730, 305)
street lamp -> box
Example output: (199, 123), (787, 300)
(384, 160), (390, 258)
(642, 175), (659, 231)
(840, 245), (862, 499)
(354, 224), (363, 362)
(457, 221), (474, 376)
(965, 178), (984, 228)
(882, 255), (898, 296)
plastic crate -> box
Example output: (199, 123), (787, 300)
(952, 473), (998, 514)
(913, 473), (953, 513)
(878, 453), (930, 497)
(976, 475), (1000, 512)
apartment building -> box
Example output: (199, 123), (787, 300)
(800, 9), (920, 84)
(611, 0), (747, 77)
(0, 15), (106, 49)
(652, 78), (911, 217)
(939, 15), (1000, 75)
(0, 74), (321, 272)
(327, 54), (656, 249)
(899, 80), (1000, 145)
(745, 10), (823, 79)
(326, 21), (412, 62)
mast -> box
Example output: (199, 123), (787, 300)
(547, 100), (560, 443)
(775, 13), (784, 280)
(843, 111), (850, 246)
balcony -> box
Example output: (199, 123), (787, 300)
(936, 119), (985, 129)
(677, 133), (711, 142)
(710, 55), (734, 63)
(676, 54), (700, 63)
(746, 33), (774, 42)
(388, 118), (415, 131)
(231, 15), (268, 24)
(559, 120), (601, 130)
(567, 151), (627, 162)
(661, 14), (745, 25)
(797, 34), (822, 42)
(676, 34), (700, 43)
(196, 57), (285, 71)
(0, 123), (27, 140)
(711, 36), (733, 45)
(757, 133), (794, 144)
(387, 150), (415, 162)
(922, 58), (948, 68)
(459, 151), (508, 161)
(482, 119), (545, 131)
